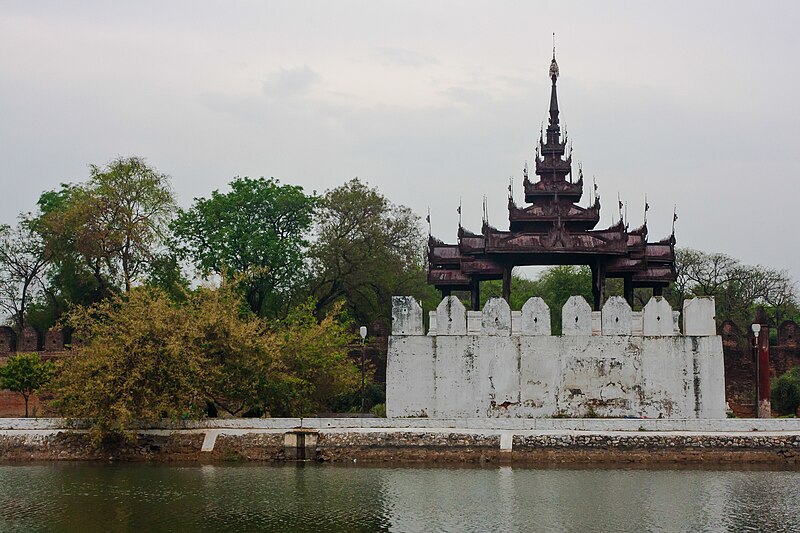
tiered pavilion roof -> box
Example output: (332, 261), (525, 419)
(428, 51), (676, 310)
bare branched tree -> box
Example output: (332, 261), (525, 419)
(0, 215), (49, 332)
(675, 248), (798, 328)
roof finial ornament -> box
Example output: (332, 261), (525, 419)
(550, 33), (559, 81)
(672, 204), (678, 236)
(426, 207), (431, 235)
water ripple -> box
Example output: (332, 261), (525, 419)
(0, 463), (798, 532)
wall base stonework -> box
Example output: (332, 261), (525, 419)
(2, 419), (800, 464)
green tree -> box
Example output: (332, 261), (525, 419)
(171, 177), (316, 317)
(36, 157), (175, 295)
(28, 184), (106, 333)
(0, 353), (55, 417)
(310, 178), (435, 327)
(0, 215), (49, 333)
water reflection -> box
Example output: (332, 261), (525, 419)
(0, 462), (798, 532)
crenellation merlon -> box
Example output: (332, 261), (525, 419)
(394, 295), (716, 338)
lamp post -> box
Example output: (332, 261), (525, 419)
(752, 323), (761, 417)
(359, 326), (367, 413)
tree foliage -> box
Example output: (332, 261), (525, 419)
(0, 353), (55, 417)
(171, 177), (315, 317)
(480, 273), (541, 311)
(186, 285), (271, 417)
(310, 178), (435, 327)
(36, 157), (175, 295)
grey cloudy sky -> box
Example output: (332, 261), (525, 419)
(2, 1), (799, 280)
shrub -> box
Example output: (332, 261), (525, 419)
(771, 368), (800, 416)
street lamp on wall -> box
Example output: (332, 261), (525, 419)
(359, 326), (367, 413)
(752, 323), (761, 417)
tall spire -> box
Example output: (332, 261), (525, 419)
(545, 37), (561, 149)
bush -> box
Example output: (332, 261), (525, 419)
(327, 382), (385, 413)
(370, 403), (386, 418)
(52, 286), (361, 442)
(771, 368), (800, 416)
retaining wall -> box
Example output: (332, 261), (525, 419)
(2, 418), (800, 464)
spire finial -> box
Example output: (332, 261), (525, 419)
(426, 207), (431, 235)
(550, 33), (559, 81)
(672, 204), (678, 236)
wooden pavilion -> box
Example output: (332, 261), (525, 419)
(427, 51), (677, 310)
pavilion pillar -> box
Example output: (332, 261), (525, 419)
(592, 261), (606, 310)
(502, 266), (512, 303)
(470, 279), (481, 311)
(623, 276), (633, 306)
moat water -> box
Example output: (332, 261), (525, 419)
(1, 462), (799, 532)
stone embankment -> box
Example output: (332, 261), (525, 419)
(2, 418), (800, 464)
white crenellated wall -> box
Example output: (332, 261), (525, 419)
(388, 295), (725, 419)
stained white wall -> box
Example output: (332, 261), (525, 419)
(387, 296), (725, 419)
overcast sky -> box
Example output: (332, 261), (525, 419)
(2, 1), (799, 281)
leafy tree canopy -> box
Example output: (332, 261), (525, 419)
(264, 300), (360, 417)
(310, 178), (437, 327)
(772, 367), (800, 416)
(171, 177), (315, 317)
(33, 157), (175, 321)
